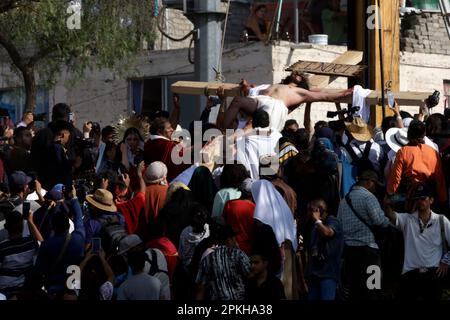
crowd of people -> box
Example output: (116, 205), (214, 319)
(0, 71), (450, 301)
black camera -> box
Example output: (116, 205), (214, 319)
(327, 106), (360, 119)
(74, 178), (93, 203)
(425, 90), (440, 109)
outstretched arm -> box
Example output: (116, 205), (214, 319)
(293, 87), (353, 104)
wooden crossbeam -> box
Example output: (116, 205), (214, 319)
(286, 61), (367, 78)
(171, 81), (240, 97)
(171, 82), (432, 106)
(366, 91), (430, 107)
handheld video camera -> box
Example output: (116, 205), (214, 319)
(326, 106), (360, 120)
(425, 90), (440, 109)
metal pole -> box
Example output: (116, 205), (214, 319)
(186, 0), (224, 118)
(294, 0), (299, 43)
(275, 0), (284, 40)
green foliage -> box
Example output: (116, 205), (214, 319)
(0, 0), (156, 88)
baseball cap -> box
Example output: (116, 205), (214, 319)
(118, 234), (143, 255)
(412, 183), (433, 200)
(44, 190), (64, 201)
(9, 171), (32, 190)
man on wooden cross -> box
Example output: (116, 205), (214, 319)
(221, 79), (353, 131)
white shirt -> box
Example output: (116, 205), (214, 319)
(341, 139), (383, 172)
(395, 211), (450, 274)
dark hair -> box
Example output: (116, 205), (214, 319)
(13, 126), (29, 139)
(94, 170), (119, 192)
(407, 120), (426, 144)
(51, 210), (70, 234)
(101, 125), (115, 139)
(282, 127), (310, 150)
(445, 108), (450, 121)
(284, 119), (298, 129)
(52, 103), (71, 122)
(425, 114), (444, 138)
(50, 120), (72, 136)
(158, 188), (195, 246)
(5, 211), (23, 234)
(314, 121), (328, 132)
(281, 72), (309, 90)
(252, 109), (270, 128)
(254, 4), (267, 13)
(107, 254), (128, 277)
(220, 164), (250, 189)
(127, 250), (146, 274)
(381, 116), (397, 135)
(150, 117), (170, 135)
(149, 110), (170, 122)
(122, 127), (144, 143)
(188, 202), (209, 232)
(252, 222), (282, 275)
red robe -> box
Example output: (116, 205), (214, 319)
(144, 138), (188, 182)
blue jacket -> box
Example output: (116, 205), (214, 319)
(35, 198), (85, 294)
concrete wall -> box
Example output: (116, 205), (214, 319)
(153, 8), (195, 51)
(401, 12), (450, 55)
(399, 51), (450, 116)
(54, 49), (195, 128)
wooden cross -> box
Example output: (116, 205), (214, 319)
(171, 50), (432, 126)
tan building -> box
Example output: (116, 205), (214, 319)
(0, 4), (449, 129)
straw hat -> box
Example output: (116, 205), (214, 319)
(86, 189), (117, 212)
(345, 117), (373, 142)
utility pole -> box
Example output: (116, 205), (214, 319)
(183, 0), (225, 119)
(187, 0), (224, 83)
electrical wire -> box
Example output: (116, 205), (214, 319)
(157, 5), (195, 42)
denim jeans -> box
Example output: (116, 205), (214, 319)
(307, 277), (337, 300)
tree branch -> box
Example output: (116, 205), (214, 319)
(0, 29), (26, 71)
(0, 0), (40, 14)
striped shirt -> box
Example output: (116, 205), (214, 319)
(337, 186), (390, 249)
(279, 141), (298, 165)
(0, 236), (38, 290)
(196, 246), (250, 300)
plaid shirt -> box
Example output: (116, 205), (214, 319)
(337, 186), (390, 249)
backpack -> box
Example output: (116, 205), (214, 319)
(145, 248), (168, 276)
(312, 139), (338, 176)
(97, 214), (128, 254)
(344, 141), (375, 175)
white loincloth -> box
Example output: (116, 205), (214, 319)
(252, 95), (289, 132)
